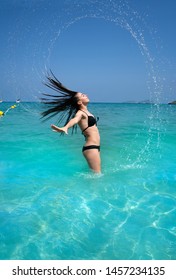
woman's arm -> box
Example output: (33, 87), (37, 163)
(51, 111), (83, 134)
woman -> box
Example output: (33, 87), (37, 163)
(41, 72), (101, 173)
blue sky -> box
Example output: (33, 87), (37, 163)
(0, 0), (176, 103)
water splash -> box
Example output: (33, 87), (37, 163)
(6, 0), (165, 165)
(42, 0), (163, 155)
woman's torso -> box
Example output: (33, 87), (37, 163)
(78, 110), (100, 145)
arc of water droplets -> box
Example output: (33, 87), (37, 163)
(45, 1), (162, 162)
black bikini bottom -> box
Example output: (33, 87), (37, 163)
(82, 145), (100, 152)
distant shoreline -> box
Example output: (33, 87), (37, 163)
(0, 101), (172, 105)
(2, 99), (176, 105)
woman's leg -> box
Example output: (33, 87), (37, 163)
(83, 149), (101, 173)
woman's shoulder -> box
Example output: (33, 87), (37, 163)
(77, 110), (87, 118)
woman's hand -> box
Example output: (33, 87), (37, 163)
(51, 124), (68, 134)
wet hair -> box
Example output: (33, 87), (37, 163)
(41, 71), (80, 133)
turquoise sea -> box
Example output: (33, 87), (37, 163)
(0, 102), (176, 260)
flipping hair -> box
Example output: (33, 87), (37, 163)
(41, 72), (79, 133)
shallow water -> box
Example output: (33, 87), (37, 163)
(0, 102), (176, 259)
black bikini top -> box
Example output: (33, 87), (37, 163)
(80, 110), (99, 133)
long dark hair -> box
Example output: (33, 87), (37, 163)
(41, 71), (80, 133)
